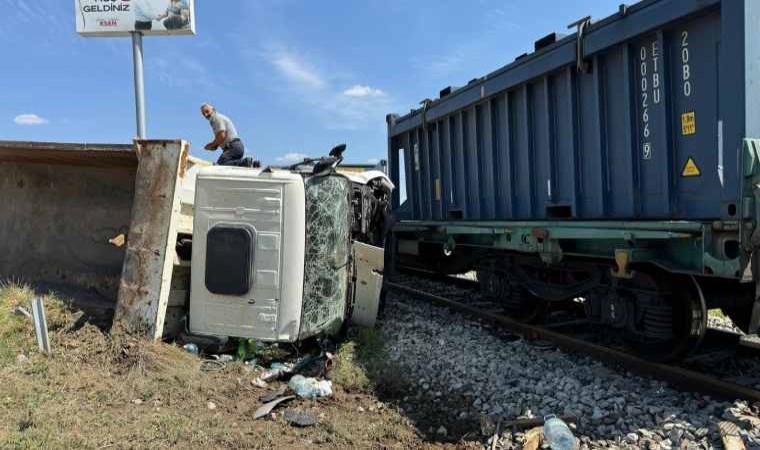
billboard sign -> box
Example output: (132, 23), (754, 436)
(76, 0), (196, 36)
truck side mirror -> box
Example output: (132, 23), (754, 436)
(329, 144), (347, 158)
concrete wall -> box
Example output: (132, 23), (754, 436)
(0, 142), (138, 301)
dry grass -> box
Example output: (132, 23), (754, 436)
(0, 282), (436, 449)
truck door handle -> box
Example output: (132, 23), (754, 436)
(248, 299), (256, 305)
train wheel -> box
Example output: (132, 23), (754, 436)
(478, 269), (548, 323)
(626, 274), (706, 362)
(502, 283), (549, 323)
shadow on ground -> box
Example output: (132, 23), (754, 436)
(331, 316), (486, 448)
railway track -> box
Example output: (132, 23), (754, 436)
(386, 267), (760, 404)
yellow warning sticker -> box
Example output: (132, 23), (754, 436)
(682, 157), (701, 177)
(681, 111), (696, 136)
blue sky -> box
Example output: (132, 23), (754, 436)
(1, 0), (623, 164)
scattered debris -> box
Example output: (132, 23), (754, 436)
(290, 351), (336, 378)
(200, 360), (226, 372)
(182, 343), (199, 354)
(16, 354), (27, 364)
(243, 360), (259, 372)
(260, 386), (288, 403)
(210, 354), (234, 362)
(283, 409), (319, 427)
(108, 233), (126, 247)
(251, 378), (268, 388)
(523, 426), (543, 450)
(207, 401), (217, 410)
(261, 362), (293, 382)
(543, 415), (576, 450)
(176, 332), (230, 354)
(13, 306), (31, 318)
(0, 282), (427, 448)
(253, 396), (295, 420)
(288, 375), (333, 399)
(257, 348), (337, 385)
(503, 415), (577, 430)
(718, 421), (746, 450)
(435, 425), (447, 436)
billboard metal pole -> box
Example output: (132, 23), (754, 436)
(131, 32), (147, 139)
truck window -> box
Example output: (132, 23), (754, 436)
(205, 226), (254, 295)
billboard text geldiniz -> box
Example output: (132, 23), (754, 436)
(76, 0), (196, 36)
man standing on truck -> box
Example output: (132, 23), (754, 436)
(201, 103), (247, 166)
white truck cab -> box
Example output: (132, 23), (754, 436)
(190, 167), (306, 341)
(185, 148), (392, 343)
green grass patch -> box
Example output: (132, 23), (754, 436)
(0, 282), (74, 365)
(0, 283), (38, 365)
(331, 327), (393, 392)
(708, 308), (727, 319)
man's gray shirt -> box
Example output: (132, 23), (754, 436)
(208, 112), (239, 146)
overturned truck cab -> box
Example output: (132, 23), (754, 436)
(187, 146), (393, 342)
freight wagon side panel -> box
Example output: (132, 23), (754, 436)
(388, 0), (753, 223)
(668, 14), (722, 217)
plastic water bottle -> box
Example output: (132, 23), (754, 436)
(182, 343), (199, 354)
(543, 415), (576, 450)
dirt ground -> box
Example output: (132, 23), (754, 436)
(0, 283), (480, 449)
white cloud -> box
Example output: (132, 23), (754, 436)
(271, 52), (325, 89)
(343, 85), (385, 98)
(257, 45), (392, 130)
(276, 152), (309, 164)
(14, 114), (49, 126)
(321, 92), (392, 130)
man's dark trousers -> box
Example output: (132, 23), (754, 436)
(217, 139), (245, 166)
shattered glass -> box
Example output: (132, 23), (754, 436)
(299, 174), (351, 339)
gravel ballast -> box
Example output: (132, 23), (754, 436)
(380, 291), (760, 449)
